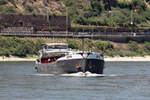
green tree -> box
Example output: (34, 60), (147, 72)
(0, 0), (7, 5)
(95, 41), (105, 52)
(73, 15), (87, 25)
(86, 39), (93, 51)
(0, 6), (17, 14)
(128, 41), (145, 56)
(25, 5), (33, 13)
(90, 0), (103, 16)
(117, 0), (131, 9)
(128, 41), (139, 52)
(131, 0), (147, 11)
(63, 0), (74, 7)
(66, 39), (79, 49)
(143, 42), (150, 55)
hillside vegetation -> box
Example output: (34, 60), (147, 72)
(0, 37), (150, 57)
(0, 0), (65, 15)
(0, 0), (150, 27)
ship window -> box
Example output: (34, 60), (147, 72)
(47, 45), (68, 49)
(44, 45), (48, 49)
(18, 20), (23, 26)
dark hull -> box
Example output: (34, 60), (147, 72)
(36, 59), (104, 74)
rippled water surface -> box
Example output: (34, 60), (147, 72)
(0, 61), (150, 100)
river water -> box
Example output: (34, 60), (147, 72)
(0, 61), (150, 100)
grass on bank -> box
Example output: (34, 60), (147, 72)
(0, 37), (150, 57)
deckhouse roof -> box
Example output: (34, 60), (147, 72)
(43, 43), (68, 46)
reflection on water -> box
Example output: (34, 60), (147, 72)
(0, 61), (150, 100)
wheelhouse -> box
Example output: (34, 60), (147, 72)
(43, 43), (68, 50)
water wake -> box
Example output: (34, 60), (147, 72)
(28, 72), (117, 77)
(61, 72), (117, 77)
(61, 72), (103, 77)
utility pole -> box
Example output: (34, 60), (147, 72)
(47, 10), (51, 33)
(131, 10), (133, 35)
(66, 7), (68, 38)
(110, 11), (113, 27)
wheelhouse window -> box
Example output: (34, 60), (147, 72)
(44, 45), (68, 49)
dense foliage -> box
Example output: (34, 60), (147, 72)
(0, 37), (150, 57)
(63, 0), (150, 27)
(0, 0), (149, 27)
(127, 41), (145, 56)
(0, 37), (44, 57)
(66, 39), (80, 49)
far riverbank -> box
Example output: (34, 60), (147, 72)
(1, 56), (150, 62)
(0, 56), (36, 62)
(105, 56), (150, 62)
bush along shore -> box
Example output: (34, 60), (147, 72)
(1, 37), (150, 58)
